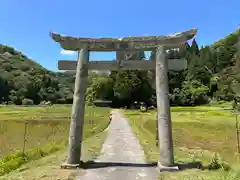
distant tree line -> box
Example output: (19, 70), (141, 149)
(0, 29), (239, 107)
(86, 30), (240, 107)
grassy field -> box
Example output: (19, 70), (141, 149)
(0, 104), (111, 178)
(123, 103), (240, 180)
(0, 131), (108, 180)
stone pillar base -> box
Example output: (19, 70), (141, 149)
(157, 162), (179, 172)
(60, 161), (84, 169)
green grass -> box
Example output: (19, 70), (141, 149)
(0, 104), (111, 176)
(0, 131), (108, 180)
(123, 105), (240, 180)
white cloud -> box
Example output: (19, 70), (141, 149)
(60, 49), (77, 56)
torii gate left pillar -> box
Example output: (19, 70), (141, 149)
(65, 47), (89, 166)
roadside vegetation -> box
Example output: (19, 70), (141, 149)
(124, 103), (240, 180)
(0, 105), (110, 178)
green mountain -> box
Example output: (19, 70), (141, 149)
(0, 44), (74, 105)
(212, 28), (240, 49)
(0, 28), (239, 106)
(211, 29), (240, 100)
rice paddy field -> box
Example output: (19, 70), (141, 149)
(2, 103), (240, 179)
(0, 104), (110, 157)
(124, 103), (240, 180)
(0, 104), (111, 176)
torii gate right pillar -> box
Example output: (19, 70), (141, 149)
(155, 45), (175, 167)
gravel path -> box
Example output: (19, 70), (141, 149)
(76, 110), (158, 180)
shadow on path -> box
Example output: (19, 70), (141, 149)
(82, 161), (157, 169)
(156, 161), (204, 172)
(176, 161), (203, 171)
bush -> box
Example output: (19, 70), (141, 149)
(0, 141), (65, 175)
(140, 105), (148, 112)
(170, 80), (209, 106)
(22, 98), (34, 105)
(207, 153), (230, 171)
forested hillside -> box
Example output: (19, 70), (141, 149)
(0, 45), (74, 105)
(0, 28), (239, 106)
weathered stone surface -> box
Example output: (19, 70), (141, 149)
(116, 51), (143, 61)
(58, 59), (187, 71)
(155, 46), (174, 166)
(50, 28), (197, 51)
(65, 48), (89, 165)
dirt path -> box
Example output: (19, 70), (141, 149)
(76, 110), (158, 180)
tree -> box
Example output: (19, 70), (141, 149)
(86, 75), (114, 105)
(0, 76), (9, 103)
(109, 51), (153, 107)
(25, 79), (41, 104)
(191, 39), (200, 56)
(179, 42), (191, 59)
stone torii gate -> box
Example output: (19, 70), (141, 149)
(50, 28), (197, 169)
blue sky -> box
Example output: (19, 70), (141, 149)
(1, 0), (239, 72)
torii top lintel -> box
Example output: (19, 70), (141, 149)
(50, 28), (197, 52)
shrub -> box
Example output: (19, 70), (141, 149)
(140, 105), (148, 112)
(170, 80), (209, 106)
(0, 142), (65, 176)
(207, 153), (230, 171)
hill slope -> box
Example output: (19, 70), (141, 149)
(0, 28), (239, 106)
(211, 29), (240, 100)
(0, 44), (74, 104)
